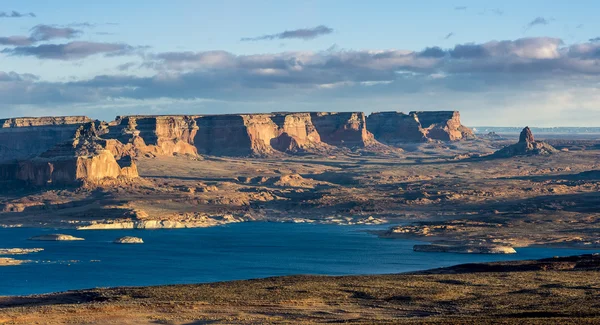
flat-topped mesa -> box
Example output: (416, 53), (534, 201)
(1, 122), (138, 186)
(105, 115), (199, 157)
(491, 127), (558, 158)
(0, 116), (93, 162)
(367, 111), (474, 143)
(310, 112), (376, 147)
(366, 112), (427, 143)
(194, 112), (375, 157)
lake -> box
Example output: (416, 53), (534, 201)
(0, 222), (596, 296)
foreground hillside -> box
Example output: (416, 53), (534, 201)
(1, 254), (599, 324)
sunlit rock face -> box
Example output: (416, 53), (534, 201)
(105, 115), (199, 157)
(0, 121), (138, 186)
(367, 111), (474, 143)
(194, 112), (376, 156)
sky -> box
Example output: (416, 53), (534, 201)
(1, 0), (600, 126)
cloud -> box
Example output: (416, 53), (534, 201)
(454, 6), (467, 10)
(525, 17), (551, 30)
(29, 24), (82, 41)
(241, 25), (334, 41)
(589, 37), (600, 42)
(0, 24), (82, 46)
(0, 36), (32, 46)
(4, 36), (600, 126)
(444, 32), (454, 40)
(0, 11), (35, 18)
(2, 41), (140, 60)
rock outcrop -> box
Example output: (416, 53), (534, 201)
(367, 111), (474, 143)
(105, 115), (199, 157)
(0, 122), (139, 186)
(113, 236), (144, 244)
(195, 112), (375, 156)
(0, 116), (92, 162)
(413, 244), (516, 254)
(29, 234), (84, 241)
(492, 127), (558, 157)
(0, 111), (473, 163)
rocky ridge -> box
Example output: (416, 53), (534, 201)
(367, 111), (474, 143)
(0, 111), (473, 185)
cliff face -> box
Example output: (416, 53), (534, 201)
(366, 112), (427, 143)
(194, 112), (375, 156)
(367, 111), (474, 143)
(310, 112), (375, 147)
(0, 116), (92, 162)
(0, 122), (138, 186)
(105, 116), (199, 157)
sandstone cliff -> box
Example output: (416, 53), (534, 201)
(1, 122), (138, 186)
(0, 116), (92, 162)
(367, 111), (474, 143)
(105, 115), (199, 157)
(195, 112), (375, 156)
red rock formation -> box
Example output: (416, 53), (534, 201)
(310, 112), (376, 147)
(519, 126), (534, 143)
(367, 111), (474, 143)
(194, 112), (376, 156)
(105, 115), (199, 157)
(492, 127), (558, 157)
(0, 116), (92, 161)
(0, 122), (138, 186)
(366, 112), (427, 143)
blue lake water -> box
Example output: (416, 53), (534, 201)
(0, 222), (597, 296)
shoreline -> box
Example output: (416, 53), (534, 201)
(1, 254), (599, 324)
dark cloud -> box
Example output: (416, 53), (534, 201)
(0, 36), (32, 46)
(3, 37), (600, 114)
(525, 17), (550, 30)
(117, 62), (136, 71)
(418, 47), (446, 58)
(589, 37), (600, 42)
(444, 32), (454, 40)
(0, 24), (82, 46)
(2, 41), (139, 60)
(30, 24), (82, 41)
(241, 25), (334, 41)
(0, 11), (35, 18)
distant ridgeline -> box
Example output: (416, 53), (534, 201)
(473, 126), (600, 134)
(0, 111), (473, 186)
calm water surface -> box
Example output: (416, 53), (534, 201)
(0, 222), (596, 295)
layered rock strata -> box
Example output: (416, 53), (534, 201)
(367, 111), (474, 143)
(0, 116), (92, 161)
(0, 122), (139, 186)
(194, 112), (375, 156)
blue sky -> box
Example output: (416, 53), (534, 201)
(1, 0), (600, 126)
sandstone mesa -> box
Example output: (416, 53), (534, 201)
(0, 111), (472, 186)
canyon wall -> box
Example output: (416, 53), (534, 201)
(0, 110), (475, 185)
(367, 111), (474, 143)
(105, 115), (199, 157)
(0, 121), (138, 186)
(0, 116), (92, 162)
(194, 112), (374, 156)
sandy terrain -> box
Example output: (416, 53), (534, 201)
(1, 135), (599, 250)
(1, 254), (598, 324)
